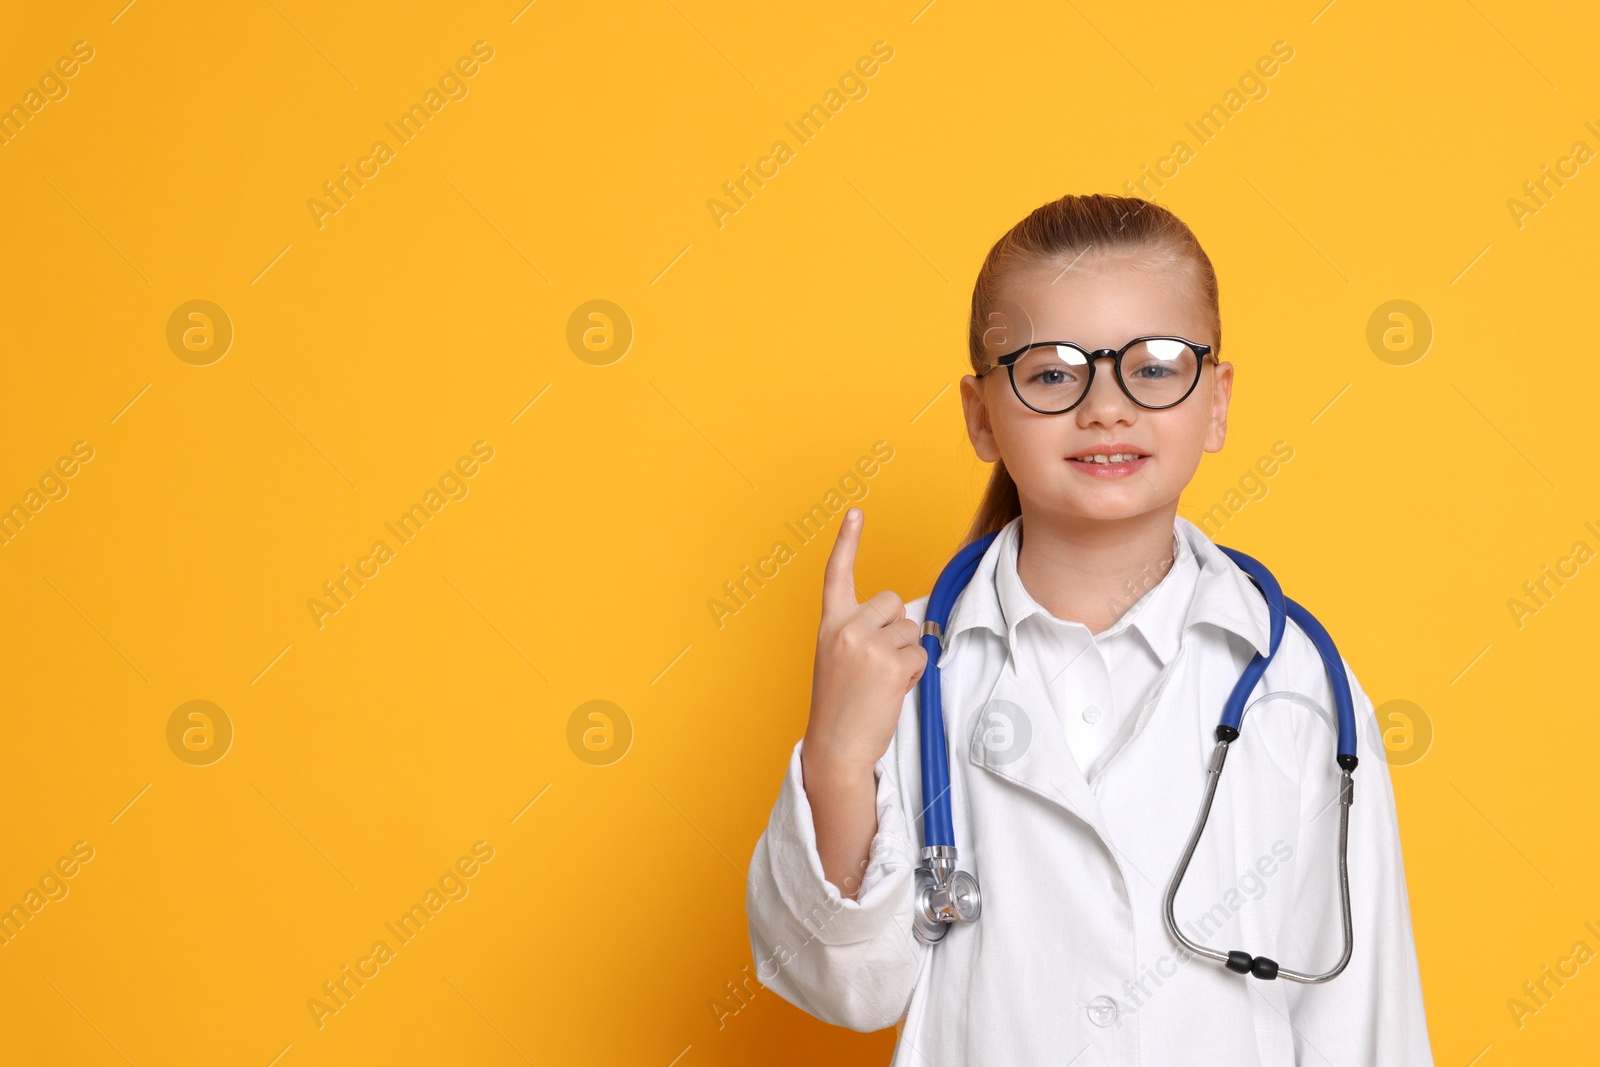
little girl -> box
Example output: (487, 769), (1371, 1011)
(746, 194), (1433, 1065)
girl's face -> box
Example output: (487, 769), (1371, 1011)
(960, 256), (1233, 526)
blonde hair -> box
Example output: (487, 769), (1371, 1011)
(961, 193), (1222, 548)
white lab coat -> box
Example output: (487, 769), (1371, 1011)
(746, 514), (1434, 1066)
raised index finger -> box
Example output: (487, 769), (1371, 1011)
(821, 507), (864, 620)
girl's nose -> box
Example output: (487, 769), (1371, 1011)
(1077, 355), (1138, 420)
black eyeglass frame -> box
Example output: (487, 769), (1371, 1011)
(981, 335), (1216, 414)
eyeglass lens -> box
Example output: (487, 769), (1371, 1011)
(1012, 340), (1197, 410)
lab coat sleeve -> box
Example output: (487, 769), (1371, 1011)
(745, 734), (924, 1031)
(1284, 658), (1435, 1065)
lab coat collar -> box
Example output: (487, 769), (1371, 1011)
(990, 514), (1198, 667)
(955, 513), (1273, 841)
(935, 512), (1273, 671)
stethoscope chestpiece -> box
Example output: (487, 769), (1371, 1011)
(913, 844), (982, 945)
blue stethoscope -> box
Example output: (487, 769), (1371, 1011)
(912, 528), (1360, 984)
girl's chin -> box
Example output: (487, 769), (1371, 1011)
(1028, 493), (1166, 525)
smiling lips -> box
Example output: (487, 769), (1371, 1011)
(1069, 443), (1149, 463)
(1068, 444), (1150, 477)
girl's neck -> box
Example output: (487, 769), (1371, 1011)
(1014, 506), (1179, 636)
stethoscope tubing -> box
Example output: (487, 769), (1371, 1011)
(1217, 545), (1357, 760)
(917, 530), (1000, 849)
(914, 526), (1360, 979)
(1161, 694), (1357, 983)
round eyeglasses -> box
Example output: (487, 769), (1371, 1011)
(981, 336), (1215, 414)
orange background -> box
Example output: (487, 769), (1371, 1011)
(2, 0), (1598, 1063)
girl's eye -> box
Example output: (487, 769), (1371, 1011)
(1032, 368), (1077, 386)
(1127, 362), (1178, 380)
(1019, 346), (1085, 384)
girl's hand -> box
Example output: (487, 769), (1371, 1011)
(802, 508), (927, 774)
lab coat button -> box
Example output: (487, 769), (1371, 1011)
(1082, 704), (1104, 724)
(1086, 995), (1118, 1027)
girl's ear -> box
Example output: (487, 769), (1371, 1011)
(1203, 360), (1233, 453)
(960, 374), (1002, 463)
